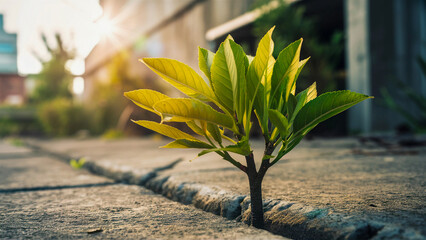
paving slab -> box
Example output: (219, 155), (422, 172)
(27, 137), (426, 239)
(0, 141), (287, 239)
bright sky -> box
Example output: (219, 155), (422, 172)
(0, 0), (103, 75)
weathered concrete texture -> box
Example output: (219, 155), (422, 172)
(0, 155), (111, 190)
(1, 185), (288, 239)
(0, 142), (286, 239)
(28, 137), (426, 239)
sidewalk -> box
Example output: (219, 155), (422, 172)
(25, 137), (426, 239)
(0, 140), (285, 239)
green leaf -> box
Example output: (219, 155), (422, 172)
(263, 56), (275, 98)
(132, 120), (198, 141)
(286, 93), (297, 120)
(293, 91), (372, 137)
(211, 43), (235, 112)
(124, 89), (170, 115)
(198, 47), (215, 84)
(211, 39), (246, 114)
(290, 82), (317, 123)
(290, 57), (310, 96)
(70, 157), (86, 169)
(141, 58), (216, 101)
(247, 27), (275, 131)
(161, 139), (213, 149)
(153, 98), (235, 130)
(294, 57), (310, 85)
(268, 109), (289, 139)
(271, 39), (303, 105)
(229, 40), (249, 122)
(198, 138), (251, 157)
(263, 154), (275, 160)
(207, 123), (222, 144)
(186, 120), (205, 136)
(305, 81), (317, 102)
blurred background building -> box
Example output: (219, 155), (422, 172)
(0, 15), (24, 105)
(84, 0), (425, 135)
(346, 0), (426, 134)
(0, 0), (425, 138)
(84, 0), (257, 99)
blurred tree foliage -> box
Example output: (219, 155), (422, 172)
(30, 34), (74, 102)
(37, 98), (89, 136)
(89, 50), (152, 135)
(253, 0), (344, 93)
(26, 33), (88, 137)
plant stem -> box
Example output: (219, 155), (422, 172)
(244, 141), (275, 229)
(248, 171), (265, 229)
(246, 153), (266, 229)
(221, 151), (247, 172)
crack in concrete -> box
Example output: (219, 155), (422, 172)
(0, 182), (118, 194)
(0, 152), (43, 160)
(25, 142), (425, 240)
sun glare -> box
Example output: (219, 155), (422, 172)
(96, 17), (117, 38)
(72, 77), (85, 95)
(94, 15), (125, 49)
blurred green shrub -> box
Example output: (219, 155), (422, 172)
(88, 50), (161, 135)
(5, 137), (24, 146)
(0, 106), (39, 137)
(101, 129), (124, 140)
(0, 118), (20, 137)
(252, 0), (346, 136)
(37, 98), (89, 136)
(29, 34), (74, 103)
(381, 57), (426, 133)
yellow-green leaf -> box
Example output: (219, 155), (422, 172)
(290, 82), (317, 123)
(207, 123), (222, 144)
(271, 39), (303, 105)
(132, 120), (198, 141)
(211, 41), (233, 112)
(153, 98), (235, 130)
(186, 120), (205, 136)
(286, 93), (297, 120)
(211, 39), (247, 118)
(247, 27), (275, 130)
(268, 109), (289, 139)
(70, 157), (86, 169)
(124, 89), (170, 115)
(305, 81), (317, 102)
(293, 91), (373, 137)
(198, 139), (251, 157)
(141, 58), (216, 101)
(161, 139), (213, 149)
(293, 57), (310, 92)
(198, 47), (215, 84)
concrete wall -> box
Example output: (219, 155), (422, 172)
(345, 0), (426, 134)
(345, 0), (371, 134)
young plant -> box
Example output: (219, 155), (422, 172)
(124, 27), (372, 229)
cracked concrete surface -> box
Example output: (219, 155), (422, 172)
(26, 137), (426, 239)
(0, 141), (286, 239)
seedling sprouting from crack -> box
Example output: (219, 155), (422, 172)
(124, 27), (372, 229)
(70, 157), (86, 169)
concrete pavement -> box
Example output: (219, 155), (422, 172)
(0, 140), (286, 239)
(21, 137), (426, 239)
